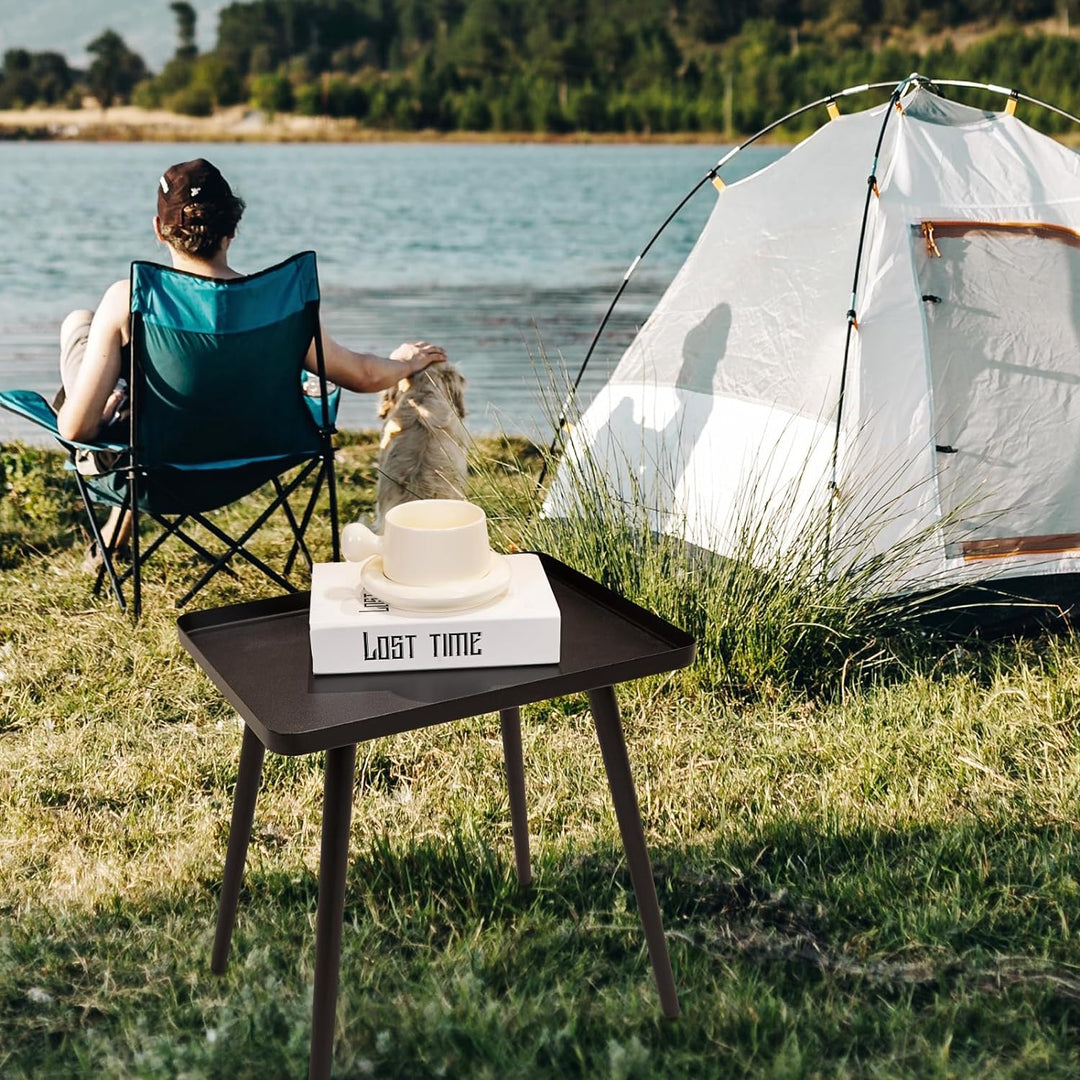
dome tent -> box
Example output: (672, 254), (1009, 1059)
(543, 75), (1080, 607)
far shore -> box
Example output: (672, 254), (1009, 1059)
(5, 101), (1077, 149)
(0, 102), (776, 145)
(0, 103), (739, 145)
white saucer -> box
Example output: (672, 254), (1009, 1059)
(360, 553), (512, 612)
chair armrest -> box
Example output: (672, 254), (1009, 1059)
(0, 389), (128, 452)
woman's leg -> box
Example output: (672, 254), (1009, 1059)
(61, 309), (134, 566)
(101, 507), (132, 548)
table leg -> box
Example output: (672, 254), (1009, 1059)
(500, 706), (532, 887)
(588, 685), (680, 1019)
(309, 744), (357, 1080)
(212, 724), (266, 975)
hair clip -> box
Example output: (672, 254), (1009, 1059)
(190, 186), (201, 197)
(159, 176), (169, 193)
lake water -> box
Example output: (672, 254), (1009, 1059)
(0, 141), (782, 443)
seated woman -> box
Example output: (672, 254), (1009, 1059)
(57, 157), (447, 562)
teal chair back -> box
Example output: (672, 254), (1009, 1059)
(130, 252), (330, 511)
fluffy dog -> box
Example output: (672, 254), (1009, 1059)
(375, 363), (469, 528)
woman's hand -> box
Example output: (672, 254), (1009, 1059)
(101, 384), (127, 426)
(390, 341), (447, 374)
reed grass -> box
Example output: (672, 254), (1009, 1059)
(475, 387), (964, 703)
(2, 428), (1080, 1078)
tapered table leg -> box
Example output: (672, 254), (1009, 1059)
(309, 744), (357, 1080)
(500, 707), (532, 886)
(212, 725), (266, 974)
(588, 685), (679, 1019)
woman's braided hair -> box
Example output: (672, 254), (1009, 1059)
(159, 193), (245, 257)
(157, 159), (245, 258)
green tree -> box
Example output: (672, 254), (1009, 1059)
(0, 50), (37, 107)
(678, 0), (753, 42)
(249, 70), (294, 114)
(30, 52), (73, 104)
(569, 83), (609, 130)
(125, 0), (1080, 135)
(318, 74), (371, 117)
(171, 1), (199, 61)
(451, 85), (491, 128)
(488, 73), (530, 129)
(881, 0), (916, 25)
(191, 53), (244, 106)
(0, 48), (74, 108)
(86, 30), (148, 108)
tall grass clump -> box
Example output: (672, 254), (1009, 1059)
(473, 385), (955, 702)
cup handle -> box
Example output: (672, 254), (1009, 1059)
(341, 522), (382, 563)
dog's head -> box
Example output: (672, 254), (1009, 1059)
(378, 363), (467, 422)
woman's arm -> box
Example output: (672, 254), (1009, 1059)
(57, 280), (130, 443)
(304, 325), (447, 393)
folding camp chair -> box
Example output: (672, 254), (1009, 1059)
(0, 251), (340, 618)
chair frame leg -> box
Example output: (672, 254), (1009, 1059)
(276, 474), (314, 576)
(74, 451), (338, 613)
(73, 471), (126, 610)
(172, 460), (322, 607)
(324, 446), (340, 563)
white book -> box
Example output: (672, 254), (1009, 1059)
(309, 553), (561, 675)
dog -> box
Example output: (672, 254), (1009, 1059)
(375, 363), (469, 529)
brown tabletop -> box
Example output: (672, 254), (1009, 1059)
(178, 553), (694, 753)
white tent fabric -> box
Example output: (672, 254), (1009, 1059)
(544, 85), (1080, 595)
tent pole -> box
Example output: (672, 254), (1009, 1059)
(535, 168), (717, 491)
(822, 75), (920, 576)
(930, 79), (1080, 127)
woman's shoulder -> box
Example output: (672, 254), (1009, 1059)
(95, 279), (132, 321)
(102, 278), (131, 302)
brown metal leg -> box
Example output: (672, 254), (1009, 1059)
(588, 685), (679, 1019)
(212, 725), (266, 974)
(309, 744), (357, 1080)
(500, 706), (532, 886)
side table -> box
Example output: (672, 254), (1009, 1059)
(178, 554), (695, 1080)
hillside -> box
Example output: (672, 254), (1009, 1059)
(0, 1), (1078, 138)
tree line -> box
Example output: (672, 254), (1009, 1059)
(1, 0), (1079, 135)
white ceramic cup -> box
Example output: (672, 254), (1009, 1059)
(341, 499), (492, 587)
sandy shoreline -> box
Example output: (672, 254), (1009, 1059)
(0, 104), (737, 145)
(4, 100), (1076, 148)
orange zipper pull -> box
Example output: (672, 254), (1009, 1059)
(922, 221), (941, 258)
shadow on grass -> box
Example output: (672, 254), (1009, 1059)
(6, 818), (1080, 1076)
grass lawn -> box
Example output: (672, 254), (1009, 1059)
(2, 432), (1080, 1078)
